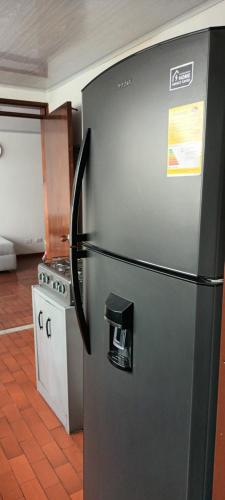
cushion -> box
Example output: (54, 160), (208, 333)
(0, 254), (17, 271)
(0, 236), (15, 256)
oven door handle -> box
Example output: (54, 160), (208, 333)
(70, 128), (91, 354)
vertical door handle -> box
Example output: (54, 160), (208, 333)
(70, 128), (91, 248)
(46, 318), (51, 338)
(70, 128), (91, 354)
(38, 311), (43, 330)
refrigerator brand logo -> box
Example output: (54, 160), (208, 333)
(170, 62), (194, 91)
(117, 79), (133, 89)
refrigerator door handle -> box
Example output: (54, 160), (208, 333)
(70, 128), (91, 247)
(70, 128), (91, 354)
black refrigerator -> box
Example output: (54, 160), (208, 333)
(70, 28), (225, 500)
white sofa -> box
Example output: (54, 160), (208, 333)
(0, 236), (17, 271)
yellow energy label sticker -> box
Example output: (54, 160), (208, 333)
(167, 101), (204, 177)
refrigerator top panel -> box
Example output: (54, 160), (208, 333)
(82, 29), (225, 278)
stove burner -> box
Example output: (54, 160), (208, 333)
(48, 258), (71, 274)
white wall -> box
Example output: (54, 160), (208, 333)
(47, 0), (225, 111)
(0, 116), (45, 255)
(0, 85), (45, 103)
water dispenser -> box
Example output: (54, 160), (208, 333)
(104, 293), (133, 372)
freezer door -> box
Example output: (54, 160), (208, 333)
(83, 253), (222, 500)
(83, 29), (225, 277)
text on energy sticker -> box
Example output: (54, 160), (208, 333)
(167, 101), (204, 177)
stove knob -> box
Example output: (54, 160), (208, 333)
(44, 274), (50, 284)
(39, 272), (44, 282)
(53, 281), (59, 290)
(59, 284), (66, 294)
(40, 272), (47, 283)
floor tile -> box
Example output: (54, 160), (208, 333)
(10, 418), (33, 442)
(31, 458), (58, 489)
(0, 390), (13, 409)
(5, 382), (30, 410)
(0, 370), (14, 384)
(0, 433), (22, 459)
(1, 354), (20, 373)
(0, 360), (7, 373)
(0, 254), (40, 331)
(0, 417), (12, 438)
(70, 491), (83, 500)
(63, 444), (83, 474)
(10, 454), (35, 484)
(0, 470), (23, 499)
(72, 432), (83, 452)
(42, 441), (67, 468)
(14, 353), (30, 367)
(0, 446), (11, 475)
(13, 369), (29, 384)
(38, 408), (61, 430)
(1, 403), (21, 423)
(0, 343), (7, 355)
(51, 427), (74, 450)
(21, 478), (48, 500)
(45, 481), (70, 500)
(55, 463), (82, 495)
(20, 407), (42, 427)
(30, 421), (53, 447)
(22, 364), (35, 383)
(20, 438), (44, 464)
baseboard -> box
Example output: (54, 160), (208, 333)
(0, 324), (34, 335)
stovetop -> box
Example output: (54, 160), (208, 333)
(43, 257), (71, 278)
(38, 257), (82, 306)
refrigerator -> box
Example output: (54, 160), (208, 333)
(70, 28), (225, 500)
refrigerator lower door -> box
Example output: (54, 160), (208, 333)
(83, 253), (222, 500)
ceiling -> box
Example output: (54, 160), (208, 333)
(0, 0), (218, 89)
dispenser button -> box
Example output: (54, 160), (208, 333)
(113, 327), (127, 350)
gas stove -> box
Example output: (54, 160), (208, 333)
(38, 257), (82, 306)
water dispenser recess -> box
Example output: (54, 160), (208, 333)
(104, 293), (133, 372)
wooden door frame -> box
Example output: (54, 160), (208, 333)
(0, 97), (48, 119)
(40, 101), (74, 259)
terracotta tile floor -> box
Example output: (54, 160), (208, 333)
(0, 329), (83, 499)
(0, 255), (41, 331)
